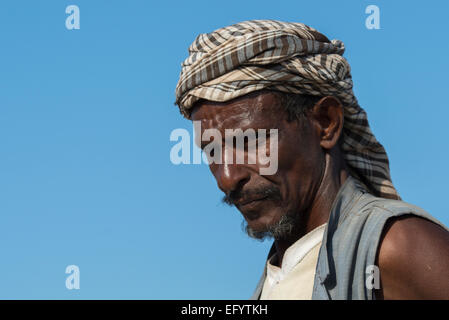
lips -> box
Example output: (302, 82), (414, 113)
(236, 196), (269, 207)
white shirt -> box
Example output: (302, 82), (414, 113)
(260, 223), (326, 300)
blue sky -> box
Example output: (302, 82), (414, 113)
(0, 0), (448, 299)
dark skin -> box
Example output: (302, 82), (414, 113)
(191, 91), (449, 299)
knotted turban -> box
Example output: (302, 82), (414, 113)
(175, 20), (400, 200)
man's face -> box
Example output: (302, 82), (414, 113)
(191, 91), (326, 240)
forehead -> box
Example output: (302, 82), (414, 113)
(191, 91), (285, 130)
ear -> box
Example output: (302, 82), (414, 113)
(310, 96), (344, 150)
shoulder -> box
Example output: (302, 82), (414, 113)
(376, 214), (449, 299)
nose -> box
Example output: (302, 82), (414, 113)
(213, 163), (250, 194)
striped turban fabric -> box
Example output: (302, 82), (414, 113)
(175, 20), (400, 200)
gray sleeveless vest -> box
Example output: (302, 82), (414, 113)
(250, 176), (448, 300)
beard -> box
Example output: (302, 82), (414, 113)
(221, 184), (300, 241)
(242, 210), (298, 241)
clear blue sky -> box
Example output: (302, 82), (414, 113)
(0, 0), (448, 299)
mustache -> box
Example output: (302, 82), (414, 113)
(221, 185), (282, 206)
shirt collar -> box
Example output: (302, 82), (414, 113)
(266, 223), (326, 279)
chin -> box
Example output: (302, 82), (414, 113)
(244, 209), (297, 241)
(244, 209), (284, 232)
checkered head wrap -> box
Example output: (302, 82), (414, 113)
(175, 20), (400, 200)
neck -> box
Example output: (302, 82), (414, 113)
(274, 152), (348, 267)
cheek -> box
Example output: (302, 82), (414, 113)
(276, 128), (324, 192)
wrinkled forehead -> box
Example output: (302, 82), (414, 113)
(190, 91), (286, 132)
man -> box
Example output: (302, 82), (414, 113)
(174, 20), (449, 299)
